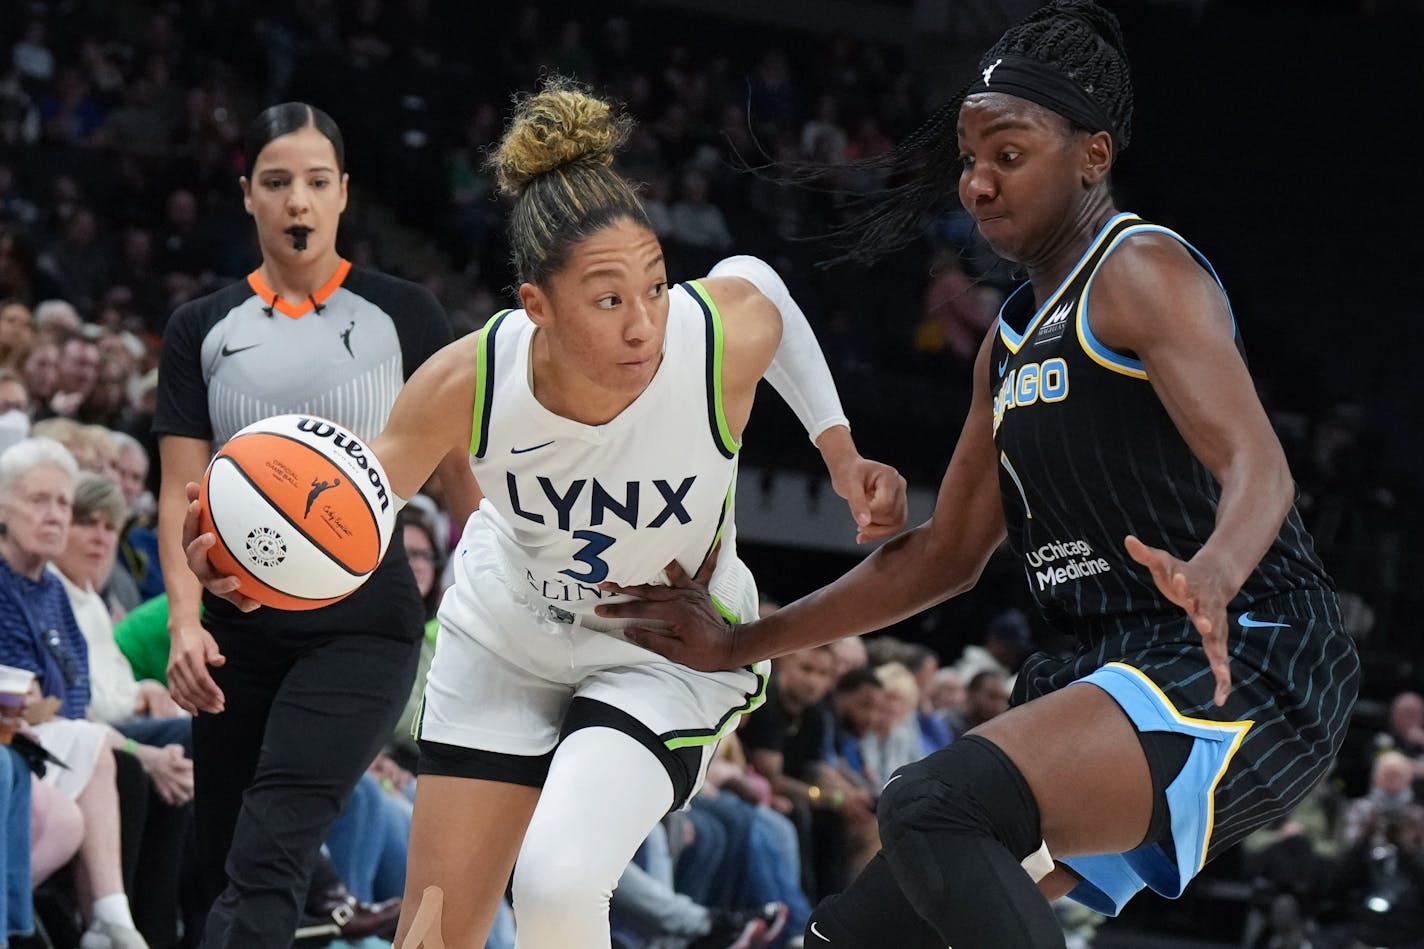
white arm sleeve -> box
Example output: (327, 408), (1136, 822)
(707, 255), (850, 443)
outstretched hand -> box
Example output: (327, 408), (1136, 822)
(595, 549), (741, 672)
(183, 481), (260, 612)
(1125, 534), (1233, 707)
(830, 457), (909, 544)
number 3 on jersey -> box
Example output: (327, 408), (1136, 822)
(560, 530), (616, 583)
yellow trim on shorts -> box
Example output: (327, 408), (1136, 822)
(1103, 661), (1254, 870)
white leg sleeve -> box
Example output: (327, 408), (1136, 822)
(707, 255), (850, 443)
(512, 728), (676, 949)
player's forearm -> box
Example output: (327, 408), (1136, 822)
(730, 523), (973, 665)
(1199, 448), (1294, 593)
(156, 484), (204, 627)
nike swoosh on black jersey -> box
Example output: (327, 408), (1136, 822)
(220, 343), (262, 357)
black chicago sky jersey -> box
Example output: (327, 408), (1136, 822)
(154, 260), (452, 638)
(989, 214), (1331, 633)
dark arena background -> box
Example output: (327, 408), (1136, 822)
(2, 0), (1421, 946)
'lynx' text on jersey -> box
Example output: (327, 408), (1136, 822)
(464, 281), (745, 619)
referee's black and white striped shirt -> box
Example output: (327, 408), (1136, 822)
(154, 259), (452, 638)
(990, 214), (1332, 634)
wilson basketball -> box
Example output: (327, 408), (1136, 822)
(198, 414), (397, 610)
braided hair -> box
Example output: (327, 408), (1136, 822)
(823, 0), (1133, 266)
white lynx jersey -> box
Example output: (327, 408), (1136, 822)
(461, 280), (754, 623)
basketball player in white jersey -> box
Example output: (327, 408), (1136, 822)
(183, 78), (906, 948)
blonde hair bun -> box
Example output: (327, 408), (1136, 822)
(491, 77), (631, 199)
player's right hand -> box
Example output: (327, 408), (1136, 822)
(167, 621), (226, 715)
(182, 481), (260, 612)
(597, 554), (742, 672)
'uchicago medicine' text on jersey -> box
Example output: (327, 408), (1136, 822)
(462, 281), (752, 623)
(990, 213), (1331, 631)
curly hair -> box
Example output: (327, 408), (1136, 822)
(489, 76), (651, 286)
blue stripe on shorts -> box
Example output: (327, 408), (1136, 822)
(1061, 662), (1254, 916)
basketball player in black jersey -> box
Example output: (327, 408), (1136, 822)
(154, 103), (479, 947)
(600, 3), (1360, 946)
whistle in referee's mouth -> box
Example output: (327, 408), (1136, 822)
(287, 226), (312, 251)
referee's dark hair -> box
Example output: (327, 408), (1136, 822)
(489, 76), (651, 288)
(244, 102), (346, 174)
(823, 0), (1132, 266)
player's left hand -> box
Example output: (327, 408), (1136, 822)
(830, 457), (908, 544)
(1125, 535), (1233, 707)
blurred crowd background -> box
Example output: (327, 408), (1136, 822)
(1, 1), (1421, 947)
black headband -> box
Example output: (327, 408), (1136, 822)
(971, 54), (1117, 142)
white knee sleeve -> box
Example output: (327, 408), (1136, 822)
(512, 728), (675, 948)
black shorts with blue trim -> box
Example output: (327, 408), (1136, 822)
(1012, 587), (1359, 914)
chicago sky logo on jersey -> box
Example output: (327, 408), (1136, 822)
(1033, 302), (1073, 347)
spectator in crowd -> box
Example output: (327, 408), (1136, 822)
(109, 431), (161, 610)
(1385, 691), (1424, 760)
(915, 248), (999, 367)
(49, 473), (186, 747)
(0, 437), (149, 948)
(898, 643), (953, 754)
(741, 646), (876, 900)
(0, 229), (63, 305)
(829, 666), (884, 789)
(388, 505), (446, 775)
(953, 608), (1033, 684)
(1328, 803), (1424, 948)
(962, 669), (1011, 732)
(20, 339), (58, 413)
(827, 635), (868, 680)
(1342, 752), (1417, 849)
(0, 300), (32, 372)
(860, 662), (924, 787)
(928, 667), (968, 738)
(39, 332), (102, 420)
(611, 820), (785, 949)
(31, 300), (80, 342)
(49, 470), (197, 946)
(0, 370), (26, 417)
(669, 168), (733, 274)
(0, 734), (32, 947)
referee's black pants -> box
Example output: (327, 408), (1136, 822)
(193, 626), (420, 949)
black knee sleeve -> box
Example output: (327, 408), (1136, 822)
(875, 735), (1066, 949)
(878, 734), (1043, 862)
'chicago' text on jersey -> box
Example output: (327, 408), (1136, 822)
(993, 357), (1070, 435)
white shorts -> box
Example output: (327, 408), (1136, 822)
(32, 718), (109, 799)
(415, 510), (768, 803)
